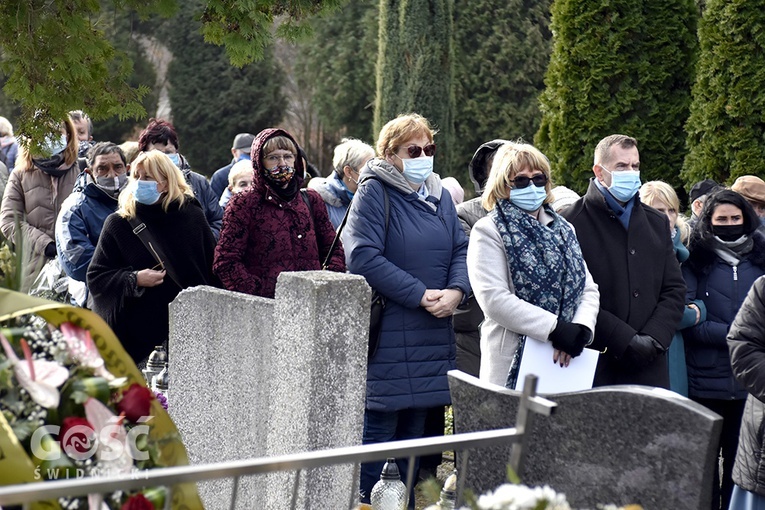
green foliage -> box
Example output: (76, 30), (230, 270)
(374, 0), (456, 175)
(0, 0), (342, 147)
(452, 0), (552, 185)
(163, 0), (288, 175)
(294, 0), (378, 144)
(200, 0), (345, 67)
(682, 0), (765, 188)
(535, 0), (698, 196)
(0, 0), (167, 151)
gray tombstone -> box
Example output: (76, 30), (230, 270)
(169, 272), (370, 509)
(448, 370), (723, 509)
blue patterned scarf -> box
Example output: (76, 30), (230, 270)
(490, 199), (587, 389)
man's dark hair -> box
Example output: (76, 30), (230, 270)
(87, 142), (126, 168)
(69, 110), (93, 137)
(138, 118), (179, 152)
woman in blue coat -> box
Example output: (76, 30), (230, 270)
(683, 189), (765, 510)
(342, 114), (470, 506)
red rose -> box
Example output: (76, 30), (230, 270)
(116, 383), (154, 422)
(121, 493), (155, 510)
(60, 417), (96, 461)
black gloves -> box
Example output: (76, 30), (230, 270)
(622, 334), (665, 368)
(44, 242), (57, 258)
(548, 321), (591, 357)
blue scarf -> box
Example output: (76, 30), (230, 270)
(491, 199), (587, 389)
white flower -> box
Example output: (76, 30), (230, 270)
(1, 333), (68, 408)
(475, 484), (571, 510)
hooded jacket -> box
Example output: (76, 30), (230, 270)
(682, 191), (765, 400)
(177, 155), (223, 239)
(0, 160), (78, 291)
(308, 173), (353, 230)
(342, 157), (470, 412)
(213, 129), (345, 298)
(55, 171), (121, 283)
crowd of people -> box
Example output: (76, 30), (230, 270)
(2, 110), (765, 509)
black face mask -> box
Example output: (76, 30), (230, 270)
(712, 224), (746, 242)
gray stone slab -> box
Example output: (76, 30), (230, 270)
(448, 370), (723, 509)
(169, 272), (370, 509)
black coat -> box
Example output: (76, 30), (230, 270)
(562, 179), (686, 387)
(87, 198), (218, 364)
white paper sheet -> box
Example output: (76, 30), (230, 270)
(515, 336), (599, 394)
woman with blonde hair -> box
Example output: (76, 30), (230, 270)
(639, 180), (702, 396)
(0, 118), (80, 291)
(467, 142), (600, 387)
(87, 150), (218, 365)
(342, 113), (469, 506)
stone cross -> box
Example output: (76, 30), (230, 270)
(448, 370), (723, 509)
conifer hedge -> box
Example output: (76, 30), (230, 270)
(374, 0), (456, 175)
(535, 0), (698, 196)
(452, 0), (552, 185)
(682, 0), (765, 187)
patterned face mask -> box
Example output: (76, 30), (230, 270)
(265, 165), (295, 186)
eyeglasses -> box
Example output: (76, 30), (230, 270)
(511, 174), (548, 189)
(402, 144), (436, 158)
(264, 153), (296, 164)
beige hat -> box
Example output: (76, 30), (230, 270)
(551, 186), (580, 213)
(731, 175), (765, 204)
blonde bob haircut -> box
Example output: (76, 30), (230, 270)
(118, 150), (194, 220)
(16, 117), (79, 172)
(376, 113), (437, 158)
(482, 142), (553, 211)
(639, 180), (690, 243)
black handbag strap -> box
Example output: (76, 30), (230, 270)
(322, 176), (389, 270)
(127, 215), (183, 289)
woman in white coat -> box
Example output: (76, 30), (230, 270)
(467, 143), (600, 388)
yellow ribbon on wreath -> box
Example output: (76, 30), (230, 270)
(0, 289), (204, 509)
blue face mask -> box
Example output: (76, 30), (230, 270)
(604, 168), (641, 202)
(166, 153), (181, 168)
(400, 156), (434, 185)
(135, 180), (162, 205)
(509, 184), (547, 212)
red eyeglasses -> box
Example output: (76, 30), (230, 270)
(403, 143), (436, 158)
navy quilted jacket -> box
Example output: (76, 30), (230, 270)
(683, 232), (765, 400)
(342, 158), (470, 412)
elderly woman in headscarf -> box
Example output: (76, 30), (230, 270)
(213, 128), (345, 298)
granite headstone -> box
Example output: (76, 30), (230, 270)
(169, 272), (370, 509)
(448, 370), (723, 509)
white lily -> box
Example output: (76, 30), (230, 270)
(0, 333), (69, 408)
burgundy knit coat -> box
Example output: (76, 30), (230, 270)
(213, 128), (345, 298)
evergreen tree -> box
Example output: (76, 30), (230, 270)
(163, 2), (287, 175)
(374, 0), (456, 175)
(294, 0), (378, 147)
(452, 0), (552, 186)
(682, 0), (765, 187)
(0, 0), (341, 145)
(536, 0), (698, 195)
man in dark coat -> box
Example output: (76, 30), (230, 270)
(562, 134), (686, 388)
